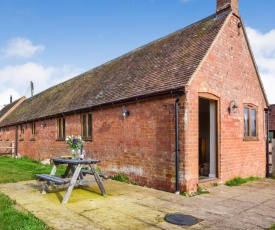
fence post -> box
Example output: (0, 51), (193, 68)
(272, 139), (275, 177)
(11, 142), (15, 157)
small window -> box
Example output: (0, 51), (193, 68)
(20, 124), (25, 140)
(82, 113), (92, 140)
(57, 118), (66, 139)
(30, 122), (36, 141)
(244, 104), (258, 140)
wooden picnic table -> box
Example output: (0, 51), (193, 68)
(36, 158), (108, 204)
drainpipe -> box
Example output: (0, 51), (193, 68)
(264, 107), (270, 177)
(175, 94), (180, 194)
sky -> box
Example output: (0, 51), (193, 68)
(0, 0), (275, 108)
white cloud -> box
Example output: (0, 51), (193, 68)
(0, 62), (82, 106)
(246, 27), (275, 104)
(0, 88), (21, 109)
(0, 62), (54, 89)
(2, 37), (45, 58)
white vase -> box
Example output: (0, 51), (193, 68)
(79, 149), (85, 160)
(71, 149), (76, 159)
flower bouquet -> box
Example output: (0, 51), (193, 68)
(65, 135), (84, 158)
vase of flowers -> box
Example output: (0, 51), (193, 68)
(65, 135), (84, 159)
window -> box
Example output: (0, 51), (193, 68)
(31, 122), (36, 140)
(4, 127), (9, 141)
(19, 124), (25, 140)
(82, 113), (92, 140)
(57, 118), (66, 139)
(244, 104), (258, 140)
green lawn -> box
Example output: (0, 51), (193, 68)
(0, 192), (51, 230)
(0, 156), (65, 229)
(0, 156), (64, 183)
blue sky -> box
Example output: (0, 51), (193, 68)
(0, 0), (275, 107)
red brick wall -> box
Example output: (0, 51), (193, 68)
(183, 13), (267, 190)
(91, 96), (178, 191)
(3, 96), (180, 192)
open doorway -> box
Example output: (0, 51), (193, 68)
(199, 98), (217, 180)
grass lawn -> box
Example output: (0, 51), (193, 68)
(0, 156), (65, 183)
(0, 192), (51, 230)
(0, 156), (66, 229)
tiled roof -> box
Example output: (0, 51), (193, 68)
(0, 97), (25, 122)
(0, 102), (15, 119)
(0, 13), (228, 126)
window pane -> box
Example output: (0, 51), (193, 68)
(251, 109), (256, 136)
(82, 115), (87, 137)
(58, 119), (61, 138)
(32, 123), (36, 135)
(62, 118), (66, 138)
(57, 118), (65, 138)
(88, 114), (92, 137)
(244, 108), (249, 136)
(20, 124), (24, 134)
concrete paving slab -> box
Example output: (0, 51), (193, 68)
(0, 178), (275, 229)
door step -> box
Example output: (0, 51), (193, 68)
(198, 178), (220, 188)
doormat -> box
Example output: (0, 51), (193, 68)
(165, 213), (200, 226)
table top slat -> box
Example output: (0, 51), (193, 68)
(50, 158), (100, 164)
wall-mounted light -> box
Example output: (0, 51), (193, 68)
(237, 22), (242, 28)
(228, 101), (238, 114)
(22, 124), (27, 130)
(40, 123), (46, 128)
(122, 106), (130, 119)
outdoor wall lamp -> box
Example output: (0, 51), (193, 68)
(22, 124), (27, 130)
(228, 100), (238, 114)
(122, 106), (130, 119)
(40, 123), (46, 128)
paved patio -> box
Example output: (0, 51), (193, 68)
(0, 178), (275, 229)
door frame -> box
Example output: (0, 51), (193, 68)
(198, 92), (220, 179)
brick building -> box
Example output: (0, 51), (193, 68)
(0, 0), (269, 193)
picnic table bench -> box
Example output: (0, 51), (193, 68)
(35, 158), (108, 204)
(35, 174), (70, 185)
(81, 169), (111, 180)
